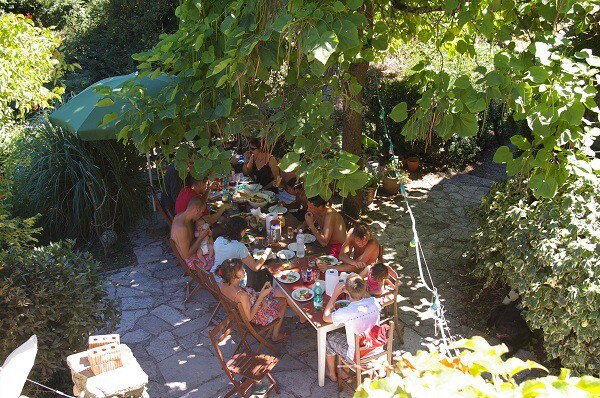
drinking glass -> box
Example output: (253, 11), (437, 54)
(287, 227), (294, 240)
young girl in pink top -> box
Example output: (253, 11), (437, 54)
(360, 263), (393, 295)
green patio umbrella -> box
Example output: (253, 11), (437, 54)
(48, 72), (176, 141)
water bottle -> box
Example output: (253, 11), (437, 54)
(313, 281), (323, 311)
(296, 228), (305, 258)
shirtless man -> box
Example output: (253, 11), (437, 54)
(304, 196), (346, 258)
(334, 221), (380, 272)
(171, 197), (213, 271)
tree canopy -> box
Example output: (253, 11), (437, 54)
(112, 0), (599, 200)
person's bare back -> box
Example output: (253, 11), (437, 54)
(322, 208), (346, 246)
(170, 197), (207, 261)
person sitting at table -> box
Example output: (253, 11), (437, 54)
(218, 259), (290, 343)
(175, 176), (231, 224)
(242, 137), (280, 193)
(360, 263), (394, 296)
(171, 197), (214, 271)
(330, 221), (380, 273)
(322, 273), (381, 382)
(304, 195), (346, 258)
(277, 177), (298, 205)
(210, 216), (272, 285)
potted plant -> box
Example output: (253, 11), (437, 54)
(406, 156), (420, 172)
(362, 170), (380, 206)
(382, 158), (409, 195)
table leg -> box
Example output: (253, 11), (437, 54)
(317, 328), (327, 387)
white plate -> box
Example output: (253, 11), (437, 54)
(287, 242), (298, 252)
(304, 234), (316, 243)
(277, 250), (295, 260)
(276, 270), (300, 284)
(268, 205), (288, 214)
(317, 255), (338, 266)
(292, 287), (314, 302)
(253, 249), (275, 260)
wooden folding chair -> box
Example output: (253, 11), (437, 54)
(337, 321), (395, 392)
(209, 318), (280, 398)
(218, 293), (282, 356)
(169, 239), (204, 303)
(381, 266), (404, 344)
(149, 185), (173, 227)
(196, 267), (225, 327)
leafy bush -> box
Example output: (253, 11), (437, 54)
(0, 186), (40, 250)
(356, 336), (600, 397)
(469, 177), (599, 374)
(0, 13), (65, 122)
(0, 240), (120, 382)
(6, 120), (148, 242)
(0, 0), (84, 29)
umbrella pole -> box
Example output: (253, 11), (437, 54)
(146, 152), (156, 212)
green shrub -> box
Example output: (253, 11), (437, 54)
(7, 120), (148, 242)
(0, 188), (40, 250)
(0, 0), (85, 28)
(0, 240), (120, 382)
(468, 177), (599, 374)
(356, 336), (600, 397)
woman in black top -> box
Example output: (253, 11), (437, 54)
(242, 137), (280, 193)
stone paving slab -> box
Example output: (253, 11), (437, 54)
(107, 163), (540, 397)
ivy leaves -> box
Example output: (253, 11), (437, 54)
(470, 177), (599, 375)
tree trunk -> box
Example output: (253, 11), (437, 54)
(341, 1), (373, 219)
(342, 60), (369, 219)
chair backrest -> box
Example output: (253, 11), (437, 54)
(378, 243), (384, 263)
(208, 317), (243, 379)
(355, 321), (395, 367)
(149, 185), (173, 226)
(169, 239), (187, 268)
(198, 267), (221, 299)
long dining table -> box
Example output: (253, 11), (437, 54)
(230, 208), (400, 387)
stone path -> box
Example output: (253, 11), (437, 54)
(104, 159), (538, 397)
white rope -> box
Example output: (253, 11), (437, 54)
(399, 182), (457, 356)
(26, 378), (76, 397)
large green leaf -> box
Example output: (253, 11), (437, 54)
(389, 102), (408, 122)
(311, 30), (338, 65)
(272, 12), (292, 33)
(493, 146), (512, 163)
(451, 112), (478, 137)
(279, 152), (301, 173)
(337, 169), (369, 197)
(333, 19), (360, 51)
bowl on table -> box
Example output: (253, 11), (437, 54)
(246, 192), (270, 208)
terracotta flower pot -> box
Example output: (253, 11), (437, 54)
(407, 157), (420, 172)
(382, 175), (400, 195)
